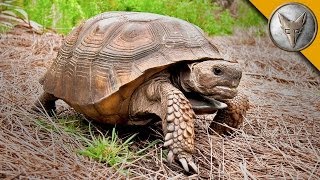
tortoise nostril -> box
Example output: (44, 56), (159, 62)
(213, 68), (223, 76)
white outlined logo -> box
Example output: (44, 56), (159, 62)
(268, 3), (317, 51)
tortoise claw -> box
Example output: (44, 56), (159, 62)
(167, 150), (174, 165)
(179, 158), (189, 172)
(188, 160), (198, 173)
(179, 157), (198, 173)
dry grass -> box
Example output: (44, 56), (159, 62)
(0, 27), (319, 179)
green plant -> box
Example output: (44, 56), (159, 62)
(0, 0), (43, 33)
(19, 0), (236, 35)
(79, 128), (136, 167)
(0, 0), (28, 32)
(235, 0), (266, 35)
(9, 0), (266, 35)
(238, 1), (265, 26)
(35, 116), (137, 166)
(34, 114), (152, 171)
(34, 115), (90, 140)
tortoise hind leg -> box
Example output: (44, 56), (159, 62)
(209, 91), (249, 135)
(32, 92), (58, 116)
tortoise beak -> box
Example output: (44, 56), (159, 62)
(185, 93), (227, 114)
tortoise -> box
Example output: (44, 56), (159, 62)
(33, 12), (249, 173)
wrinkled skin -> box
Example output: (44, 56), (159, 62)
(129, 59), (249, 173)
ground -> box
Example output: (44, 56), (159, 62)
(0, 27), (319, 179)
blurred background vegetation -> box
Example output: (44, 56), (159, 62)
(1, 0), (266, 35)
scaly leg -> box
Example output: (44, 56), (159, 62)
(130, 77), (198, 173)
(209, 91), (249, 135)
(161, 83), (197, 172)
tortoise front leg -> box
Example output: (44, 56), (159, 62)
(161, 83), (198, 173)
(130, 78), (198, 173)
(209, 91), (249, 135)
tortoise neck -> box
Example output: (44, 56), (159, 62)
(169, 64), (190, 94)
(170, 71), (183, 91)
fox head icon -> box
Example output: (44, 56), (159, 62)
(278, 12), (307, 47)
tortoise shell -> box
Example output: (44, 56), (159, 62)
(41, 12), (223, 124)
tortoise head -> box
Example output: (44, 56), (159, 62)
(177, 60), (242, 113)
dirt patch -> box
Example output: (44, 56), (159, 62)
(0, 28), (319, 179)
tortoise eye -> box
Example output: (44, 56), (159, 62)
(213, 67), (223, 76)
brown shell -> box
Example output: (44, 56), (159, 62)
(42, 12), (223, 124)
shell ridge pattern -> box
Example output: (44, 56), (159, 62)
(100, 23), (160, 58)
(43, 12), (223, 109)
(47, 16), (104, 101)
(90, 18), (129, 103)
(158, 20), (198, 62)
(161, 20), (185, 47)
(50, 24), (85, 99)
(60, 13), (127, 104)
(43, 22), (83, 89)
(129, 20), (168, 74)
(184, 23), (211, 59)
(98, 21), (161, 94)
(58, 13), (129, 104)
(67, 18), (108, 104)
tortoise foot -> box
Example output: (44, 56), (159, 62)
(210, 91), (249, 135)
(166, 149), (198, 173)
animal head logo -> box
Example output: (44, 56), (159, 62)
(278, 12), (307, 48)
